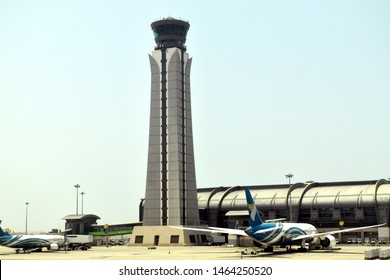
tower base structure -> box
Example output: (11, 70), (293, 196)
(129, 226), (209, 246)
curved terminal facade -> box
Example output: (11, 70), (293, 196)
(196, 179), (390, 242)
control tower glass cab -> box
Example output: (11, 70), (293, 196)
(151, 18), (190, 50)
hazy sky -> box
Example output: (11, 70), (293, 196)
(1, 0), (389, 232)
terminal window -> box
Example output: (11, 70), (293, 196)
(189, 235), (196, 243)
(170, 235), (180, 244)
(135, 236), (144, 244)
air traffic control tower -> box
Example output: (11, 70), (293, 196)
(143, 18), (200, 227)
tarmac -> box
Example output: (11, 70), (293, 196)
(1, 244), (389, 260)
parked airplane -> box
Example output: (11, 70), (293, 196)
(174, 187), (386, 252)
(0, 221), (65, 254)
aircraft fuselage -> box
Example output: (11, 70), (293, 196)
(247, 222), (317, 246)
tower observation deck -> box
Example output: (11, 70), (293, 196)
(151, 18), (190, 50)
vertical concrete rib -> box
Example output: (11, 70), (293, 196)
(181, 48), (186, 225)
(160, 48), (168, 225)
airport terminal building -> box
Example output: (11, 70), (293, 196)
(139, 178), (390, 244)
(199, 179), (390, 243)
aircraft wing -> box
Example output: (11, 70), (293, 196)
(169, 226), (284, 236)
(292, 223), (386, 241)
(208, 226), (284, 236)
(208, 227), (247, 236)
(265, 218), (287, 222)
(169, 226), (248, 236)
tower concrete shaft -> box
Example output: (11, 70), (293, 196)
(144, 19), (199, 226)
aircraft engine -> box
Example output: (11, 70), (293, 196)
(47, 243), (59, 251)
(320, 234), (336, 249)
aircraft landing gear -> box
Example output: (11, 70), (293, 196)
(16, 249), (31, 254)
(263, 246), (274, 252)
(298, 240), (309, 252)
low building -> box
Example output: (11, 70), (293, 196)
(90, 222), (141, 246)
(63, 215), (141, 246)
(63, 214), (101, 235)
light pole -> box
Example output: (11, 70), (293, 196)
(285, 173), (293, 185)
(285, 173), (293, 222)
(81, 192), (85, 215)
(74, 184), (80, 215)
(25, 202), (29, 235)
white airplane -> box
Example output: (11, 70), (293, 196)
(174, 187), (386, 252)
(0, 221), (65, 254)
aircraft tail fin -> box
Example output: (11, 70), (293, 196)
(244, 187), (263, 227)
(0, 220), (8, 236)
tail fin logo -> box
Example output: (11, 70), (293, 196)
(244, 187), (263, 227)
(249, 204), (257, 221)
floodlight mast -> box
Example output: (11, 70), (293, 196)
(285, 173), (294, 222)
(74, 184), (80, 215)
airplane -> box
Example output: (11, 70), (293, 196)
(0, 221), (66, 254)
(173, 187), (386, 252)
